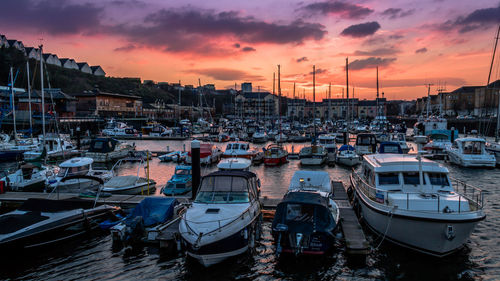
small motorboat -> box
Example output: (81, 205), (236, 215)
(299, 145), (327, 166)
(158, 151), (184, 162)
(185, 143), (222, 165)
(336, 145), (360, 167)
(111, 197), (179, 245)
(179, 170), (262, 267)
(85, 137), (135, 163)
(263, 144), (288, 166)
(161, 165), (192, 196)
(0, 198), (117, 251)
(272, 171), (340, 256)
(446, 137), (496, 168)
(355, 133), (377, 155)
(102, 158), (155, 195)
(1, 163), (49, 192)
(377, 141), (403, 154)
(252, 130), (268, 143)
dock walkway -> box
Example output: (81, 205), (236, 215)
(333, 181), (370, 255)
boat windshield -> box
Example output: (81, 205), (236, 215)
(176, 169), (190, 175)
(195, 176), (250, 203)
(403, 172), (426, 185)
(378, 173), (399, 185)
(428, 173), (449, 186)
(462, 141), (483, 154)
(57, 165), (89, 177)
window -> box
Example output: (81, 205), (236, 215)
(286, 204), (314, 222)
(378, 173), (399, 185)
(428, 173), (449, 186)
(403, 172), (425, 185)
(175, 169), (190, 175)
(462, 141), (483, 155)
(196, 176), (250, 203)
(382, 145), (400, 153)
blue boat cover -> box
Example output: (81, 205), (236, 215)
(128, 197), (178, 227)
(378, 142), (403, 154)
(338, 145), (355, 151)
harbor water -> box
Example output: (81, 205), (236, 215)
(0, 139), (499, 280)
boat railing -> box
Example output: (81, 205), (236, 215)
(351, 171), (484, 213)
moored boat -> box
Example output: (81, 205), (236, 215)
(263, 144), (288, 166)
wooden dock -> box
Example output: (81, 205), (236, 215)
(113, 135), (188, 141)
(333, 181), (370, 256)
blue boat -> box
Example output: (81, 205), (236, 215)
(161, 165), (192, 196)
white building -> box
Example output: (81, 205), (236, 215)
(77, 62), (92, 74)
(60, 58), (79, 70)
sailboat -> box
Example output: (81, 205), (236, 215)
(484, 25), (500, 164)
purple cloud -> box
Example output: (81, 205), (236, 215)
(300, 1), (373, 19)
(381, 8), (415, 19)
(233, 43), (241, 48)
(242, 46), (256, 52)
(341, 22), (381, 38)
(348, 57), (396, 70)
(114, 44), (137, 52)
(296, 56), (308, 63)
(430, 3), (500, 33)
(415, 47), (428, 54)
(353, 46), (400, 56)
(188, 68), (265, 81)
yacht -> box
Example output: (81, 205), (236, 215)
(179, 170), (262, 267)
(46, 157), (113, 192)
(275, 133), (288, 143)
(299, 145), (327, 166)
(263, 144), (288, 166)
(1, 163), (49, 192)
(222, 142), (257, 159)
(355, 133), (377, 155)
(23, 134), (78, 161)
(85, 137), (135, 163)
(272, 171), (340, 256)
(318, 134), (337, 164)
(423, 134), (452, 159)
(252, 130), (268, 143)
(350, 154), (486, 256)
(446, 138), (496, 168)
(485, 141), (500, 165)
(102, 120), (137, 137)
(336, 145), (360, 167)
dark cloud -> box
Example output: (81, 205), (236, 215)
(353, 47), (400, 56)
(415, 47), (428, 54)
(309, 68), (328, 75)
(348, 57), (396, 70)
(0, 0), (103, 35)
(299, 1), (373, 19)
(188, 68), (265, 81)
(341, 22), (381, 38)
(114, 44), (137, 52)
(233, 43), (241, 48)
(109, 8), (327, 55)
(381, 8), (415, 19)
(242, 46), (256, 52)
(430, 4), (500, 33)
(296, 57), (308, 63)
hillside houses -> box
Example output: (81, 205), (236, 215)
(0, 34), (105, 77)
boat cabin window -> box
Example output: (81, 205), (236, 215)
(462, 141), (483, 154)
(57, 165), (90, 177)
(226, 143), (233, 150)
(428, 173), (449, 186)
(176, 169), (190, 175)
(382, 145), (400, 154)
(357, 136), (375, 145)
(286, 204), (314, 222)
(403, 172), (425, 185)
(196, 176), (250, 203)
(378, 173), (400, 185)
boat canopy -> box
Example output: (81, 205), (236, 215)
(127, 197), (178, 227)
(378, 142), (403, 154)
(217, 158), (251, 170)
(338, 145), (355, 151)
(288, 171), (331, 194)
(88, 138), (118, 153)
(273, 192), (335, 234)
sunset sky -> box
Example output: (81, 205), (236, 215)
(1, 0), (500, 100)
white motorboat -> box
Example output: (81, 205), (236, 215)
(485, 141), (500, 165)
(355, 133), (377, 155)
(102, 158), (155, 195)
(252, 130), (268, 143)
(318, 134), (337, 163)
(299, 145), (327, 166)
(336, 145), (360, 167)
(102, 119), (137, 136)
(272, 171), (340, 256)
(85, 137), (135, 163)
(275, 133), (288, 143)
(222, 142), (257, 159)
(217, 158), (251, 171)
(179, 170), (262, 267)
(423, 134), (452, 159)
(185, 143), (222, 165)
(350, 153), (485, 256)
(47, 157), (113, 192)
(1, 163), (49, 192)
(23, 134), (78, 161)
(446, 138), (495, 168)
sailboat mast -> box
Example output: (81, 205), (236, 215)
(313, 65), (316, 138)
(278, 65), (282, 135)
(26, 61), (33, 141)
(346, 58), (349, 125)
(9, 67), (17, 144)
(490, 25), (500, 141)
(40, 45), (46, 147)
(376, 66), (379, 117)
(328, 82), (331, 121)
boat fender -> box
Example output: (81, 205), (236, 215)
(443, 206), (452, 213)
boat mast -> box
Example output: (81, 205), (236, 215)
(40, 45), (46, 148)
(313, 65), (316, 139)
(9, 67), (17, 145)
(278, 64), (282, 137)
(489, 25), (500, 141)
(328, 82), (331, 121)
(26, 61), (33, 142)
(346, 58), (349, 126)
(376, 66), (379, 117)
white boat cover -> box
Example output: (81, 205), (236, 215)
(104, 175), (139, 188)
(288, 171), (331, 193)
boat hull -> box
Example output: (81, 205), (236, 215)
(336, 156), (360, 167)
(299, 156), (326, 166)
(264, 155), (288, 166)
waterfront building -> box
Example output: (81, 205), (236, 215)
(91, 66), (106, 76)
(235, 91), (278, 118)
(77, 62), (93, 74)
(60, 58), (79, 70)
(71, 91), (142, 117)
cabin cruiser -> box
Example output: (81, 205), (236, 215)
(0, 198), (116, 251)
(161, 165), (192, 196)
(85, 138), (135, 163)
(336, 145), (360, 167)
(222, 142), (257, 159)
(1, 163), (49, 192)
(318, 134), (337, 164)
(263, 144), (288, 166)
(390, 133), (410, 153)
(350, 154), (486, 256)
(23, 134), (78, 161)
(299, 145), (327, 166)
(355, 133), (377, 155)
(46, 157), (113, 192)
(423, 134), (452, 159)
(102, 119), (137, 137)
(179, 170), (262, 267)
(446, 138), (495, 168)
(185, 143), (222, 165)
(0, 141), (39, 162)
(252, 130), (268, 143)
(272, 171), (340, 256)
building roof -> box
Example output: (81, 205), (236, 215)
(77, 62), (89, 67)
(451, 86), (482, 93)
(25, 47), (36, 53)
(90, 66), (103, 71)
(142, 103), (157, 110)
(7, 40), (17, 44)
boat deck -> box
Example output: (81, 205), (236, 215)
(333, 181), (370, 256)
